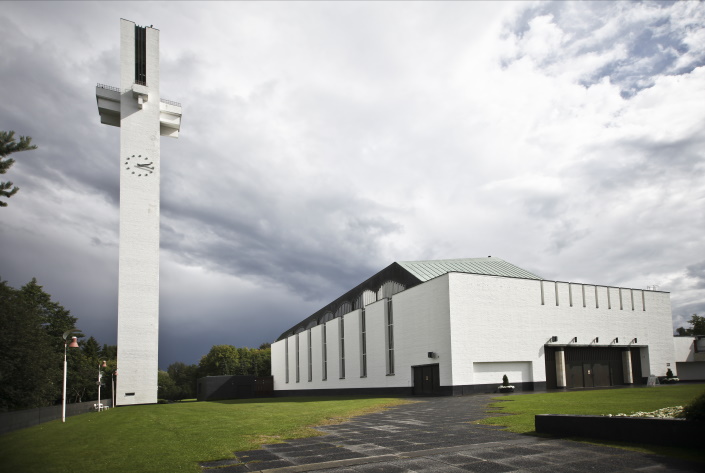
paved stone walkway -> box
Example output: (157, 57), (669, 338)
(200, 395), (703, 473)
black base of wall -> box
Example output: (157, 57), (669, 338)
(535, 414), (702, 448)
(274, 386), (413, 397)
(275, 381), (546, 398)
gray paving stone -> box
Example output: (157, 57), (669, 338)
(210, 464), (251, 473)
(425, 453), (480, 465)
(349, 462), (409, 472)
(453, 460), (517, 472)
(206, 395), (704, 473)
(497, 455), (553, 469)
(199, 458), (243, 468)
(388, 457), (469, 472)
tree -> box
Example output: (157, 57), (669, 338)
(689, 314), (705, 335)
(0, 131), (37, 207)
(198, 345), (240, 377)
(0, 279), (59, 410)
(166, 361), (198, 400)
(675, 314), (705, 336)
(19, 278), (77, 349)
(197, 344), (272, 378)
(158, 370), (178, 400)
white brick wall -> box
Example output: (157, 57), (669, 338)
(449, 273), (675, 385)
(116, 20), (161, 406)
(673, 336), (696, 362)
(272, 271), (675, 392)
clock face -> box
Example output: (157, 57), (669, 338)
(124, 154), (154, 177)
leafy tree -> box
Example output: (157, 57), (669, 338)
(690, 315), (705, 335)
(253, 346), (271, 376)
(158, 370), (178, 400)
(166, 361), (198, 400)
(0, 130), (37, 207)
(675, 314), (705, 336)
(197, 344), (272, 378)
(198, 345), (240, 377)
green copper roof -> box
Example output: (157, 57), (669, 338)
(397, 257), (542, 281)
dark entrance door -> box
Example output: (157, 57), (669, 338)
(567, 363), (584, 388)
(582, 363), (594, 387)
(413, 364), (440, 395)
(593, 362), (611, 387)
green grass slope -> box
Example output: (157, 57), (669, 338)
(0, 396), (410, 473)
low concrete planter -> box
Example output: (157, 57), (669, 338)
(535, 414), (701, 448)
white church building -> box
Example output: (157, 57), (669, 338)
(271, 257), (676, 395)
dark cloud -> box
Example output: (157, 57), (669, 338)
(2, 1), (704, 369)
(686, 261), (705, 289)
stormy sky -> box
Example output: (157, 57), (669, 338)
(1, 1), (704, 369)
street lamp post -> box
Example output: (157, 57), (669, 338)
(62, 331), (79, 423)
(97, 360), (107, 410)
(112, 371), (117, 408)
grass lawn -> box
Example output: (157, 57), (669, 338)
(477, 384), (705, 460)
(0, 396), (411, 473)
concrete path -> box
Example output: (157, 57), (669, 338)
(199, 395), (703, 472)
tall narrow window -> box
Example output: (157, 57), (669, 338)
(619, 288), (623, 310)
(134, 25), (147, 85)
(322, 324), (327, 381)
(307, 330), (313, 382)
(582, 285), (586, 308)
(295, 333), (300, 383)
(339, 316), (345, 379)
(360, 309), (367, 377)
(386, 299), (395, 375)
(569, 283), (573, 307)
(285, 338), (289, 383)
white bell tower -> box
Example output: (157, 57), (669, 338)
(96, 19), (182, 405)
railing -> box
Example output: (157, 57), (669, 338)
(96, 83), (120, 93)
(96, 83), (181, 108)
(160, 98), (181, 107)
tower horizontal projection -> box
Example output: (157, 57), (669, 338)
(96, 84), (182, 137)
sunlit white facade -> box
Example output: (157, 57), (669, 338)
(272, 258), (676, 395)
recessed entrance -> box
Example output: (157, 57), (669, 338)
(413, 363), (440, 395)
(545, 346), (643, 389)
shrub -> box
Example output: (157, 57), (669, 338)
(666, 368), (674, 378)
(502, 374), (509, 386)
(682, 391), (705, 422)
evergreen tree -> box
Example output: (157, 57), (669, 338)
(0, 131), (37, 207)
(0, 280), (58, 409)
